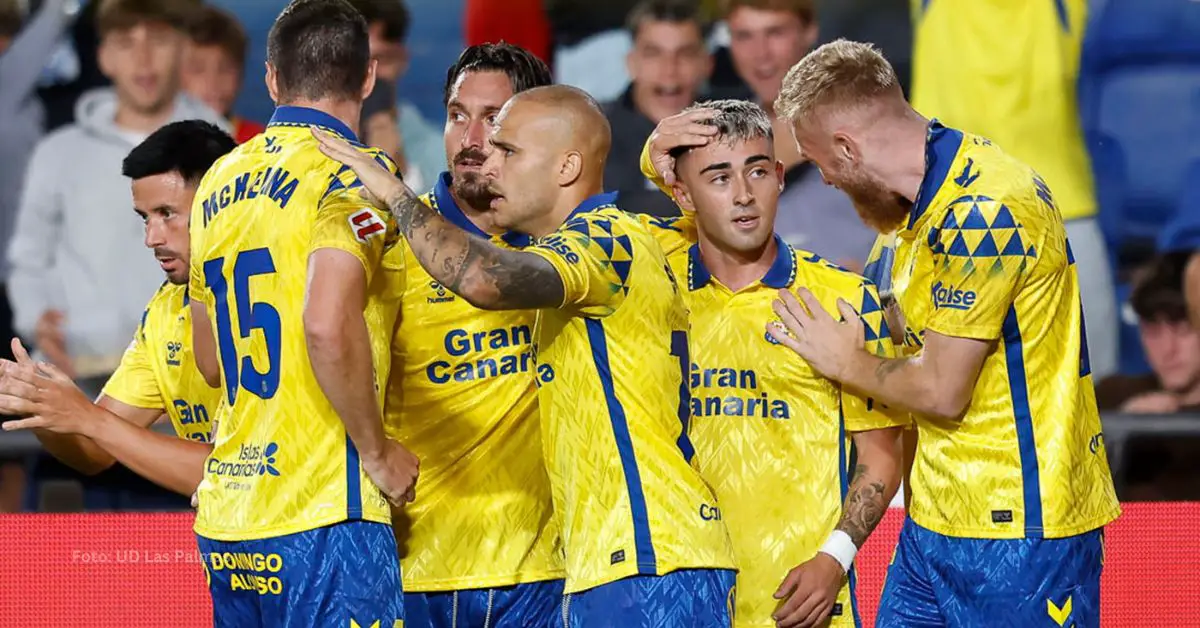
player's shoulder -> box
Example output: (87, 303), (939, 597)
(636, 212), (697, 258)
(793, 247), (877, 299)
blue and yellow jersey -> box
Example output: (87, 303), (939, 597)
(102, 282), (220, 443)
(891, 121), (1120, 539)
(525, 193), (736, 593)
(188, 106), (404, 541)
(911, 0), (1094, 220)
(677, 237), (907, 627)
(387, 173), (562, 591)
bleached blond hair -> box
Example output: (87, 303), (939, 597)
(774, 39), (900, 125)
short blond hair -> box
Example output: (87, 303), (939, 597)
(719, 0), (815, 24)
(774, 39), (900, 124)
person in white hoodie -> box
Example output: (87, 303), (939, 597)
(9, 0), (227, 399)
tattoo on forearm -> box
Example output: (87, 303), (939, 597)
(385, 189), (564, 310)
(836, 463), (887, 547)
(874, 358), (908, 385)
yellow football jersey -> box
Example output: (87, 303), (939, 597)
(102, 282), (221, 443)
(386, 175), (563, 591)
(673, 236), (907, 627)
(189, 106), (403, 541)
(525, 194), (736, 593)
(891, 121), (1120, 539)
(911, 0), (1094, 221)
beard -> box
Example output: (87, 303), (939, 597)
(450, 147), (495, 212)
(452, 171), (493, 211)
(836, 165), (910, 233)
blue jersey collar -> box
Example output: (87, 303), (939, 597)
(564, 191), (621, 222)
(906, 119), (964, 233)
(432, 172), (532, 248)
(268, 106), (360, 145)
(688, 234), (795, 291)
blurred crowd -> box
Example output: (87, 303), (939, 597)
(0, 0), (1197, 512)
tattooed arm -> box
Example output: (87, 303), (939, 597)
(837, 427), (904, 547)
(835, 331), (992, 421)
(311, 126), (565, 311)
(385, 186), (565, 311)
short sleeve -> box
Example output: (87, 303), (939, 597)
(924, 197), (1031, 341)
(637, 213), (696, 259)
(101, 312), (163, 410)
(310, 150), (400, 284)
(845, 281), (910, 432)
(525, 214), (633, 317)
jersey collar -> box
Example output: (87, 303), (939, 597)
(431, 172), (532, 248)
(268, 106), (360, 144)
(564, 191), (621, 222)
(687, 234), (796, 291)
(904, 119), (964, 234)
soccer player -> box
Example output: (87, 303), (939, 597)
(767, 40), (1121, 626)
(639, 99), (907, 628)
(0, 120), (235, 496)
(388, 43), (563, 627)
(186, 1), (414, 626)
(313, 84), (737, 627)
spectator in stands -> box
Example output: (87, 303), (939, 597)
(1, 0), (74, 368)
(347, 0), (441, 191)
(1097, 252), (1200, 414)
(9, 0), (226, 394)
(910, 0), (1117, 378)
(180, 5), (264, 144)
(603, 0), (712, 218)
(722, 0), (875, 269)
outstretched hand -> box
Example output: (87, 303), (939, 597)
(0, 338), (95, 436)
(311, 126), (410, 211)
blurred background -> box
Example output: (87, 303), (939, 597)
(0, 0), (1199, 516)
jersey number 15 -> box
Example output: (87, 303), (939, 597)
(203, 248), (282, 404)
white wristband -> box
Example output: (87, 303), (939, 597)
(818, 530), (858, 574)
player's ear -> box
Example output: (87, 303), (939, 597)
(361, 59), (379, 101)
(264, 63), (280, 104)
(833, 131), (859, 164)
(774, 159), (785, 191)
(558, 151), (583, 187)
(672, 181), (696, 213)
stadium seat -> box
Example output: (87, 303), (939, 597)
(1079, 0), (1200, 267)
(1078, 0), (1200, 374)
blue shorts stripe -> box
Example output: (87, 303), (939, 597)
(1002, 306), (1043, 536)
(345, 434), (362, 519)
(585, 318), (657, 574)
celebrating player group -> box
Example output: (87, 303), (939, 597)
(0, 0), (1120, 627)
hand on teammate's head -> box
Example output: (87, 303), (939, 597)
(648, 108), (720, 186)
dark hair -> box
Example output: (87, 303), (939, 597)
(123, 120), (236, 186)
(627, 0), (711, 41)
(442, 42), (553, 106)
(345, 0), (410, 43)
(96, 0), (195, 38)
(267, 0), (371, 103)
(0, 3), (21, 40)
(1131, 251), (1197, 323)
(186, 5), (249, 69)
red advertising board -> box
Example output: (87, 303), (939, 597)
(2, 503), (1197, 626)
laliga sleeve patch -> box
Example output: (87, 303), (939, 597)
(349, 209), (386, 243)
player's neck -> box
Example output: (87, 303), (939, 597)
(529, 184), (604, 238)
(278, 98), (362, 138)
(875, 111), (931, 209)
(698, 232), (777, 293)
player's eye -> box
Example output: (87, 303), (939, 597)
(710, 174), (728, 185)
(749, 168), (768, 179)
(449, 111), (466, 123)
(486, 114), (499, 126)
